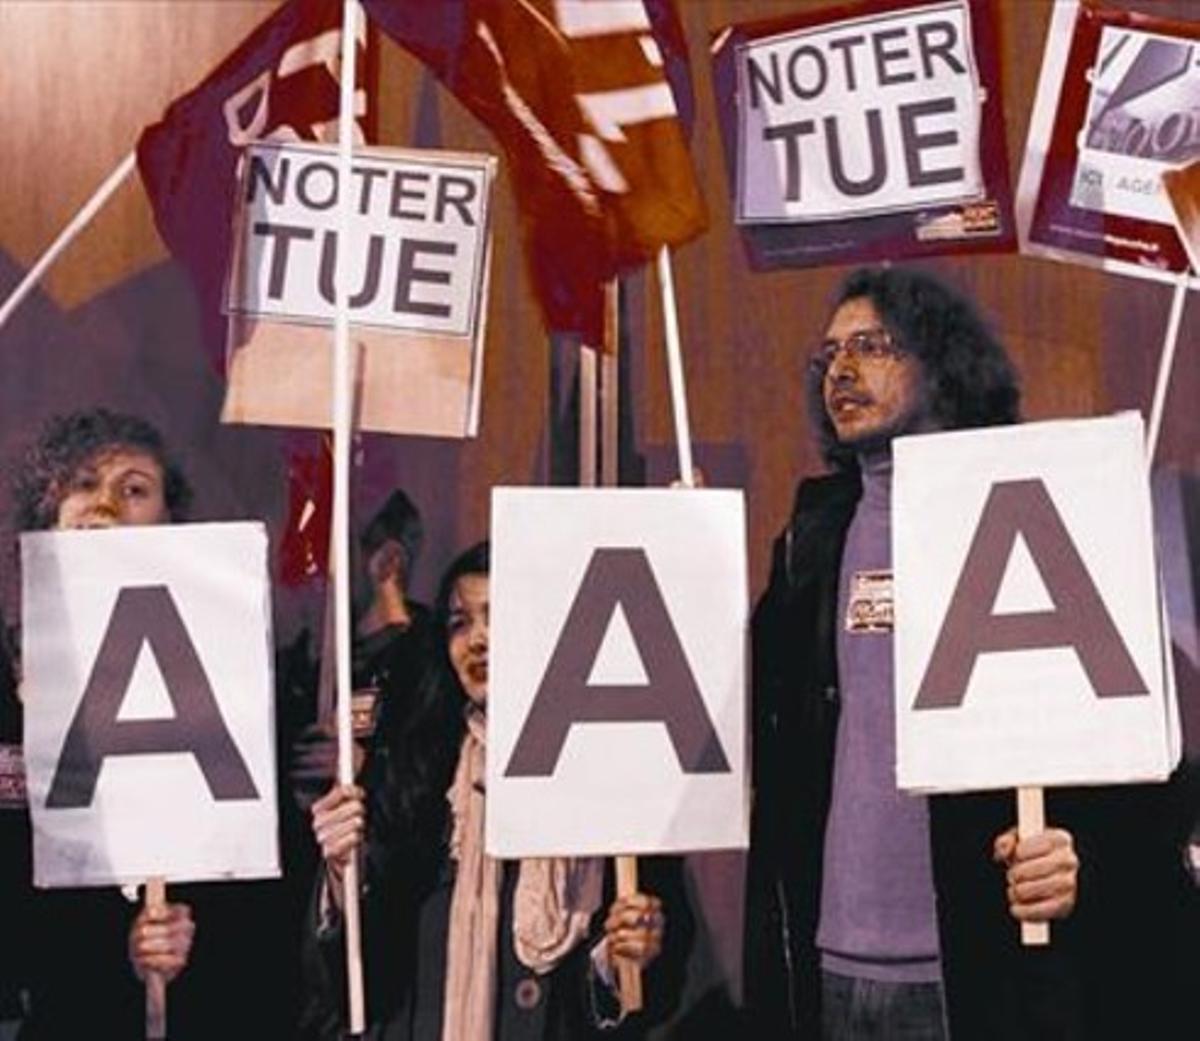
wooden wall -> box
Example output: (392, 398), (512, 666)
(1, 0), (1196, 600)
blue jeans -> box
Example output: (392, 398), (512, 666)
(821, 970), (948, 1041)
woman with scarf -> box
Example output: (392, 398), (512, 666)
(306, 541), (689, 1041)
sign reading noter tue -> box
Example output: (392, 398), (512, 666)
(22, 523), (278, 888)
(894, 414), (1177, 794)
(736, 0), (985, 222)
(222, 141), (495, 439)
(486, 489), (748, 857)
(228, 141), (491, 336)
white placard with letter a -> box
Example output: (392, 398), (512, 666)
(487, 488), (749, 857)
(23, 522), (278, 888)
(894, 414), (1177, 793)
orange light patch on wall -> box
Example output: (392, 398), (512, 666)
(0, 1), (278, 310)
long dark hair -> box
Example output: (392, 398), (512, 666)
(805, 267), (1021, 470)
(367, 541), (490, 849)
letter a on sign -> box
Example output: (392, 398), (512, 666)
(47, 585), (258, 808)
(505, 548), (730, 778)
(914, 479), (1148, 709)
(894, 415), (1173, 793)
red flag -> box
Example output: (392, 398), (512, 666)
(277, 433), (334, 587)
(362, 0), (707, 343)
(137, 0), (373, 373)
(132, 0), (374, 585)
(137, 0), (373, 585)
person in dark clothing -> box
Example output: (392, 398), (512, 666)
(11, 407), (300, 1040)
(305, 542), (690, 1041)
(279, 487), (438, 1031)
(744, 267), (1197, 1040)
(284, 487), (434, 812)
(351, 488), (432, 735)
(0, 624), (30, 1035)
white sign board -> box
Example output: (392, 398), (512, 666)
(228, 141), (491, 335)
(487, 489), (748, 857)
(894, 413), (1178, 793)
(23, 523), (279, 888)
(222, 141), (495, 438)
(735, 0), (985, 223)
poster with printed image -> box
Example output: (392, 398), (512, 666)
(1018, 0), (1200, 278)
(711, 0), (1015, 270)
(1068, 26), (1200, 225)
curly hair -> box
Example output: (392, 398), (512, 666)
(11, 408), (193, 530)
(805, 266), (1021, 470)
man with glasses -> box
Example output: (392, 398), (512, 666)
(743, 266), (1196, 1040)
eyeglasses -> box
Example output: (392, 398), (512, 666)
(809, 328), (904, 370)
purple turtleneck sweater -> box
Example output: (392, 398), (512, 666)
(816, 453), (942, 983)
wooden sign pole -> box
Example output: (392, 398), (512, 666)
(144, 876), (168, 1040)
(614, 855), (644, 1013)
(333, 1), (365, 1033)
(1016, 786), (1050, 946)
(656, 247), (694, 488)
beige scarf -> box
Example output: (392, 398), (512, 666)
(442, 709), (603, 1041)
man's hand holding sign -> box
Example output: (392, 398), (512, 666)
(746, 270), (1194, 1039)
(992, 817), (1078, 929)
(895, 413), (1176, 943)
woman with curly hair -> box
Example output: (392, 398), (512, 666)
(11, 407), (300, 1041)
(11, 407), (192, 532)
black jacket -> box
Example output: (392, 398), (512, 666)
(301, 691), (692, 1041)
(744, 470), (1198, 1040)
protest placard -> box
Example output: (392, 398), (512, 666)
(486, 489), (748, 857)
(893, 414), (1178, 793)
(1018, 0), (1200, 279)
(22, 522), (278, 887)
(222, 141), (494, 437)
(712, 0), (1014, 268)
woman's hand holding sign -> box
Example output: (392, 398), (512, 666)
(604, 892), (665, 970)
(311, 783), (366, 910)
(128, 900), (195, 983)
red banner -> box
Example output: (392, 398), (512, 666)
(137, 0), (376, 587)
(137, 0), (374, 372)
(363, 0), (707, 343)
